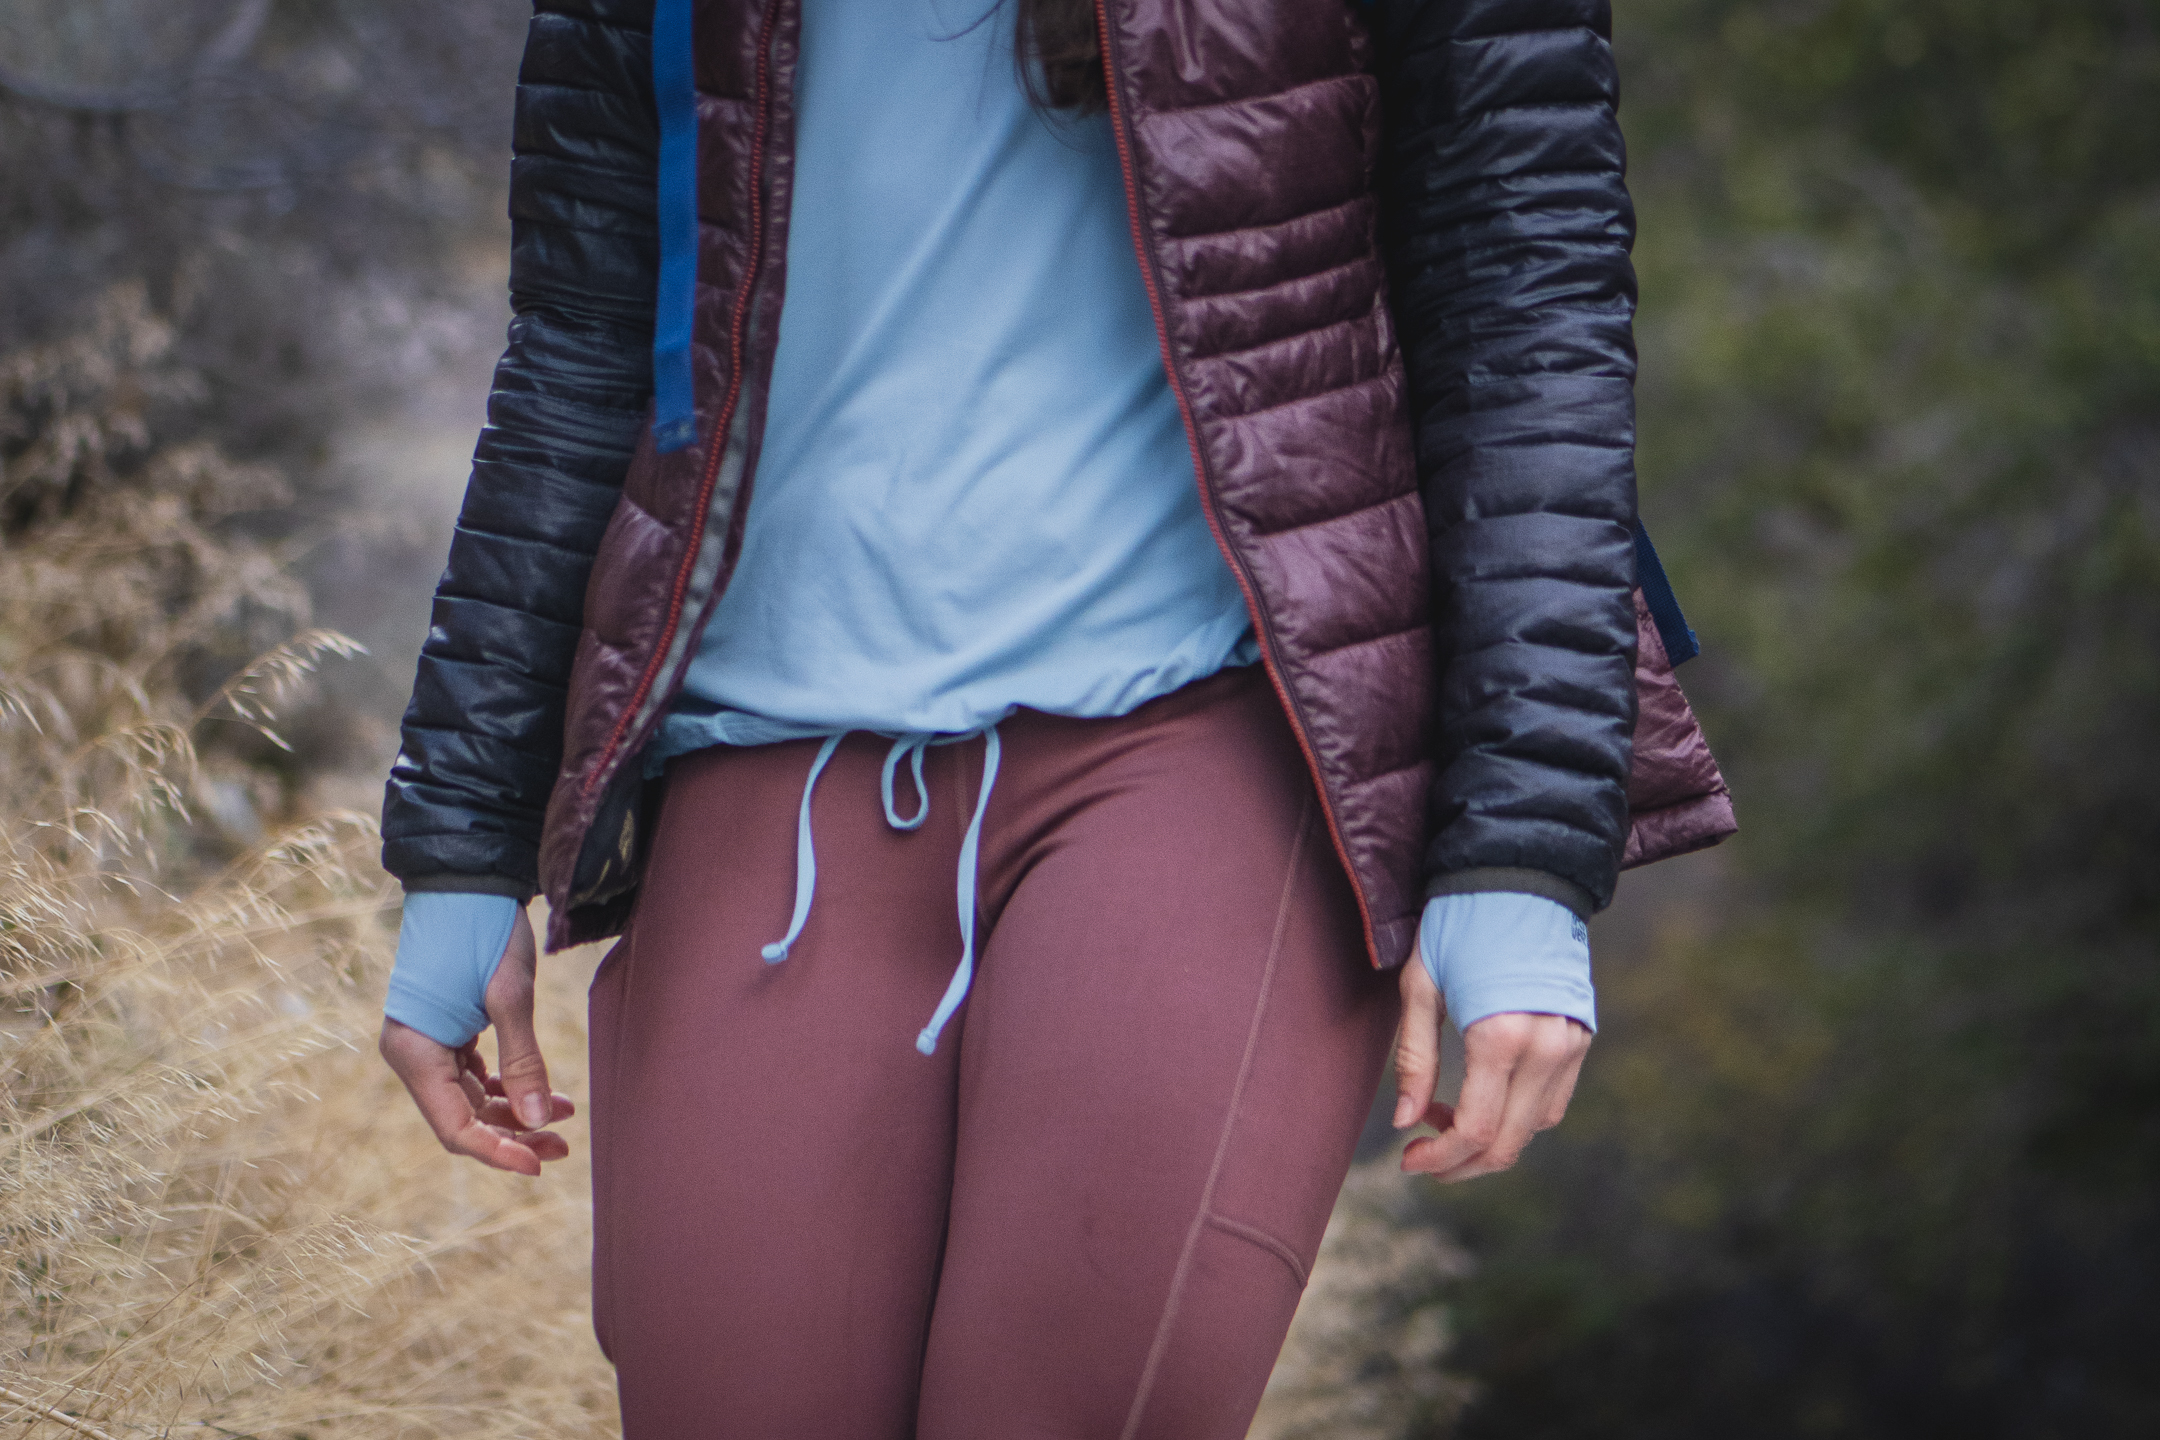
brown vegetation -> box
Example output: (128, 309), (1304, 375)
(1, 297), (616, 1438)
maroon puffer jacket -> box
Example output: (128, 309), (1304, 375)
(526, 0), (1734, 958)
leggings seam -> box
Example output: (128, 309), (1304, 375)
(1203, 1213), (1311, 1290)
(1118, 790), (1313, 1440)
(592, 931), (636, 1366)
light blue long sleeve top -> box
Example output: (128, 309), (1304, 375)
(649, 0), (1252, 758)
(382, 0), (1594, 1051)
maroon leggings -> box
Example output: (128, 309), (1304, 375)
(588, 666), (1399, 1438)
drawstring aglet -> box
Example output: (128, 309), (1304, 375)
(911, 725), (999, 1058)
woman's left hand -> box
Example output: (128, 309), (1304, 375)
(1391, 955), (1592, 1183)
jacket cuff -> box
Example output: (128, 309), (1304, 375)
(400, 873), (537, 903)
(1425, 867), (1597, 924)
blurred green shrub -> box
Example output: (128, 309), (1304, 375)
(1421, 3), (2160, 1436)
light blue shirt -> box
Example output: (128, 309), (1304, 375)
(650, 0), (1253, 763)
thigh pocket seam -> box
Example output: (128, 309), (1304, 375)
(1116, 793), (1315, 1440)
(1204, 1211), (1311, 1290)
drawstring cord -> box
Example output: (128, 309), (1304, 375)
(918, 726), (998, 1056)
(759, 733), (845, 964)
(759, 726), (1002, 1056)
(880, 733), (934, 830)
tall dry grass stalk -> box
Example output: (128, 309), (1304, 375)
(1, 295), (616, 1438)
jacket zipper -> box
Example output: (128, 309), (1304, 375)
(584, 0), (784, 801)
(1092, 0), (1385, 968)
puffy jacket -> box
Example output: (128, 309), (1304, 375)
(382, 0), (1735, 961)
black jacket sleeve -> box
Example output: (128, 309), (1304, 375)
(1372, 0), (1641, 915)
(380, 0), (658, 896)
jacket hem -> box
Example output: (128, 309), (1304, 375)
(1620, 788), (1738, 870)
(400, 873), (538, 902)
(1425, 866), (1597, 922)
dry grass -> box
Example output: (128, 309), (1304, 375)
(1, 295), (617, 1438)
(1, 787), (619, 1439)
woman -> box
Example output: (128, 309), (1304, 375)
(377, 0), (1733, 1434)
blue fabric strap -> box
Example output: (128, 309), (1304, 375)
(1632, 518), (1700, 666)
(650, 0), (699, 454)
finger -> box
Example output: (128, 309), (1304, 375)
(1402, 1014), (1574, 1179)
(1402, 1012), (1525, 1176)
(1392, 958), (1445, 1128)
(484, 909), (555, 1132)
(1432, 1016), (1578, 1182)
(460, 1121), (570, 1167)
(490, 1009), (554, 1131)
(381, 1021), (548, 1176)
(1535, 1022), (1593, 1130)
(522, 1129), (571, 1163)
(445, 1119), (549, 1176)
(454, 1042), (494, 1111)
(474, 1091), (578, 1131)
(457, 1061), (492, 1114)
(382, 1020), (483, 1145)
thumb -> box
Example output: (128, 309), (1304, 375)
(484, 907), (552, 1131)
(1393, 955), (1444, 1129)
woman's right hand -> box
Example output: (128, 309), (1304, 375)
(1393, 949), (1591, 1183)
(377, 905), (575, 1176)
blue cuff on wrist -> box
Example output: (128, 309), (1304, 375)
(383, 891), (520, 1048)
(1419, 891), (1596, 1034)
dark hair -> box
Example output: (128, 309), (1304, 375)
(1015, 0), (1107, 113)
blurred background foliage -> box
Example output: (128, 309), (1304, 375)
(1422, 1), (2160, 1436)
(0, 0), (526, 781)
(2, 0), (2155, 1436)
(0, 6), (621, 1435)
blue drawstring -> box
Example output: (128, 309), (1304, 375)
(917, 725), (999, 1056)
(761, 733), (845, 963)
(757, 726), (1002, 1054)
(880, 733), (933, 830)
